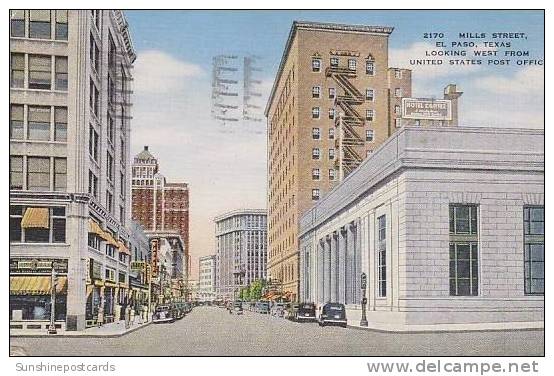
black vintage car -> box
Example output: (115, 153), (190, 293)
(318, 303), (347, 327)
(152, 305), (175, 324)
(295, 302), (316, 322)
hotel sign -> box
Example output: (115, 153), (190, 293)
(402, 98), (452, 121)
(131, 261), (146, 271)
(10, 258), (68, 274)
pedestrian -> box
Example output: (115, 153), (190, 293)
(97, 304), (104, 327)
(121, 299), (127, 328)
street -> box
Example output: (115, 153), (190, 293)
(10, 306), (544, 356)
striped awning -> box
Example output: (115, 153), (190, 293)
(21, 208), (49, 229)
(117, 240), (131, 255)
(102, 231), (119, 247)
(10, 276), (67, 295)
(88, 220), (104, 237)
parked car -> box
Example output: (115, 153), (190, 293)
(270, 302), (286, 317)
(318, 303), (347, 327)
(295, 302), (316, 322)
(153, 305), (175, 324)
(285, 303), (300, 320)
(256, 301), (270, 314)
(171, 303), (185, 319)
(231, 300), (243, 315)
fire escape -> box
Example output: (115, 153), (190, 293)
(325, 65), (365, 178)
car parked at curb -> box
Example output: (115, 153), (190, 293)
(153, 305), (175, 324)
(295, 302), (316, 322)
(318, 303), (347, 327)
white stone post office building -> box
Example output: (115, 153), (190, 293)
(299, 126), (544, 330)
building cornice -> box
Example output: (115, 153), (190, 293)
(214, 208), (267, 222)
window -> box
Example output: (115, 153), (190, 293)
(88, 170), (98, 198)
(105, 267), (116, 281)
(54, 158), (67, 191)
(329, 169), (335, 180)
(29, 55), (52, 90)
(55, 10), (68, 40)
(107, 152), (114, 182)
(312, 148), (320, 160)
(395, 88), (402, 97)
(328, 148), (335, 160)
(366, 129), (374, 142)
(108, 74), (116, 108)
(348, 59), (357, 71)
(120, 172), (125, 197)
(108, 33), (117, 72)
(312, 86), (321, 98)
(91, 10), (101, 30)
(395, 118), (402, 128)
(312, 107), (320, 119)
(395, 69), (402, 79)
(90, 79), (99, 117)
(107, 115), (115, 145)
(27, 157), (50, 191)
(29, 10), (51, 39)
(312, 169), (320, 180)
(10, 206), (66, 243)
(106, 190), (114, 213)
(118, 271), (126, 283)
(89, 126), (99, 161)
(366, 89), (374, 101)
(10, 156), (24, 190)
(329, 108), (335, 119)
(90, 34), (100, 74)
(11, 53), (25, 88)
(366, 150), (373, 157)
(329, 87), (336, 99)
(55, 56), (68, 91)
(312, 128), (320, 140)
(449, 205), (479, 296)
(328, 128), (335, 140)
(312, 189), (320, 201)
(54, 107), (67, 141)
(10, 105), (24, 140)
(377, 215), (386, 297)
(366, 60), (375, 75)
(330, 57), (339, 67)
(28, 106), (51, 141)
(365, 109), (374, 121)
(524, 206), (544, 295)
(311, 58), (321, 72)
(394, 105), (401, 115)
(120, 139), (126, 164)
(120, 205), (125, 225)
(10, 10), (25, 37)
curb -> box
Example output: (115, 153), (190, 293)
(10, 321), (153, 339)
(346, 324), (545, 334)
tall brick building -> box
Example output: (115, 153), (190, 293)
(131, 146), (190, 279)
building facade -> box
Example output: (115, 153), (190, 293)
(131, 146), (190, 285)
(128, 220), (151, 320)
(198, 255), (216, 302)
(215, 210), (267, 300)
(265, 21), (462, 301)
(299, 126), (544, 329)
(9, 10), (135, 332)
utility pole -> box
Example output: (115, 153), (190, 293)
(48, 266), (57, 334)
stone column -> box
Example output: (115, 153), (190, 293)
(346, 222), (355, 304)
(324, 236), (331, 303)
(355, 218), (362, 303)
(338, 227), (347, 304)
(330, 232), (338, 302)
(317, 240), (324, 304)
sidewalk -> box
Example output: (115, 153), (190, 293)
(347, 320), (545, 333)
(10, 319), (152, 338)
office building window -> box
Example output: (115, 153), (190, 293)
(27, 157), (50, 191)
(395, 69), (403, 79)
(10, 104), (24, 140)
(312, 58), (321, 72)
(524, 206), (544, 295)
(312, 189), (320, 201)
(108, 115), (115, 145)
(366, 150), (373, 157)
(55, 56), (68, 91)
(10, 10), (25, 37)
(328, 149), (335, 160)
(29, 10), (51, 39)
(312, 86), (321, 98)
(328, 128), (335, 140)
(312, 128), (320, 140)
(27, 106), (51, 141)
(90, 79), (99, 117)
(28, 55), (52, 90)
(107, 152), (114, 182)
(395, 88), (402, 97)
(312, 107), (320, 119)
(10, 156), (24, 190)
(89, 170), (99, 199)
(377, 215), (386, 297)
(312, 148), (320, 160)
(394, 105), (401, 115)
(366, 60), (375, 75)
(365, 109), (374, 121)
(348, 58), (357, 71)
(366, 129), (374, 142)
(395, 118), (402, 128)
(106, 190), (114, 213)
(54, 158), (67, 191)
(89, 126), (99, 161)
(11, 53), (25, 88)
(329, 108), (335, 119)
(55, 10), (68, 40)
(312, 169), (320, 180)
(90, 34), (100, 74)
(54, 107), (67, 141)
(329, 169), (335, 180)
(449, 204), (479, 296)
(91, 10), (101, 30)
(366, 88), (374, 101)
(10, 206), (66, 243)
(329, 87), (336, 99)
(330, 57), (339, 67)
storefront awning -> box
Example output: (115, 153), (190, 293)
(10, 276), (67, 295)
(117, 240), (131, 255)
(21, 208), (49, 229)
(88, 220), (104, 237)
(102, 231), (119, 247)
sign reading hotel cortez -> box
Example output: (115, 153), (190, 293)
(402, 98), (452, 121)
(10, 258), (68, 274)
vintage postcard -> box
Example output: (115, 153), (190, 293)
(8, 8), (544, 364)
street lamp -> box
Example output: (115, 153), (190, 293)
(360, 272), (368, 327)
(48, 267), (57, 334)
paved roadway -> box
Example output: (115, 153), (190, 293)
(11, 306), (544, 356)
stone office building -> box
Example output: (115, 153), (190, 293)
(9, 10), (136, 332)
(299, 126), (544, 330)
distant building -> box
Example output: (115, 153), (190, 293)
(198, 255), (216, 301)
(299, 126), (544, 330)
(131, 146), (190, 284)
(215, 209), (267, 300)
(128, 221), (150, 318)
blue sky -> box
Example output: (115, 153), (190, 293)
(123, 11), (544, 277)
